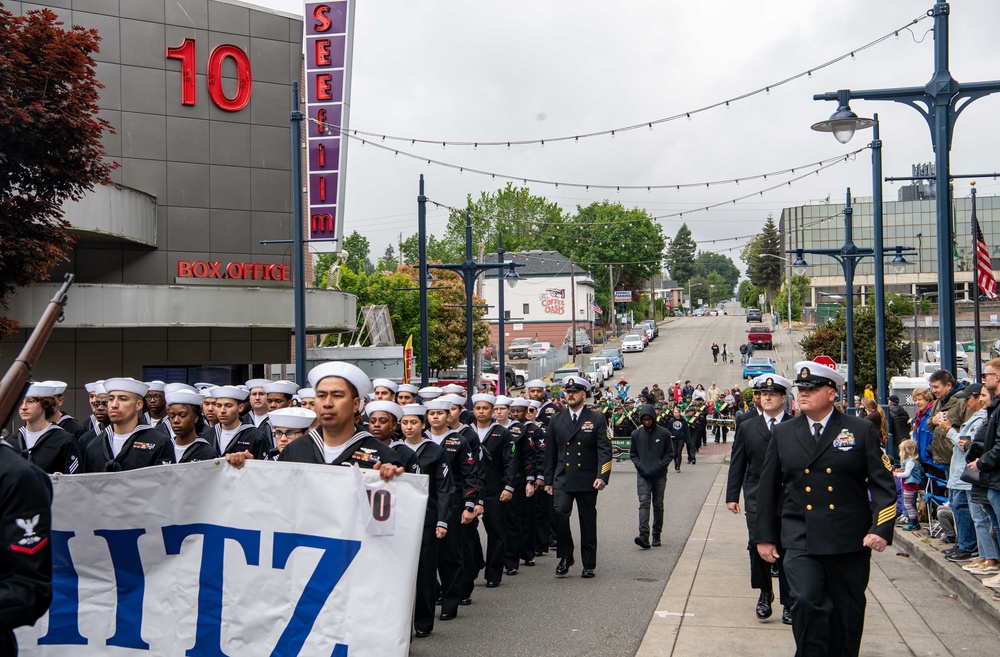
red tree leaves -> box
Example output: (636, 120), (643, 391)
(0, 7), (116, 334)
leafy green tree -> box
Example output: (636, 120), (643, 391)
(687, 274), (712, 308)
(342, 230), (373, 274)
(741, 214), (782, 296)
(399, 232), (461, 265)
(376, 244), (397, 272)
(443, 183), (567, 256)
(774, 274), (812, 321)
(0, 7), (115, 335)
(800, 306), (912, 392)
(693, 252), (740, 297)
(664, 224), (697, 287)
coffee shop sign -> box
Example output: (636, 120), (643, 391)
(540, 288), (566, 315)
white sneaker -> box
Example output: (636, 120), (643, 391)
(980, 562), (1000, 575)
(982, 573), (1000, 588)
(962, 559), (986, 573)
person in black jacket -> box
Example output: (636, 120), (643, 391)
(0, 441), (53, 655)
(664, 406), (691, 471)
(469, 393), (516, 588)
(206, 387), (271, 460)
(164, 385), (219, 463)
(629, 404), (673, 549)
(8, 382), (82, 475)
(887, 394), (911, 464)
(83, 378), (175, 472)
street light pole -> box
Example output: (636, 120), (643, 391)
(812, 1), (1000, 373)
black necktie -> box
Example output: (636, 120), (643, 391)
(769, 417), (777, 433)
(812, 422), (823, 445)
(572, 412), (578, 424)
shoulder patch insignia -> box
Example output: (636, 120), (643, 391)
(881, 453), (892, 472)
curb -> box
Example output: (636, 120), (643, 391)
(893, 527), (1000, 633)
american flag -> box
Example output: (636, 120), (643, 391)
(973, 202), (997, 299)
(591, 302), (603, 315)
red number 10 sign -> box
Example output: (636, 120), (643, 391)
(166, 38), (253, 112)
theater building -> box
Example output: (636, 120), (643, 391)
(1, 0), (356, 417)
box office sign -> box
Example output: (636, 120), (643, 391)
(176, 260), (291, 285)
(305, 2), (351, 241)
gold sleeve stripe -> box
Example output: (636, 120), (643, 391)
(877, 505), (896, 525)
(881, 454), (892, 472)
(601, 462), (612, 474)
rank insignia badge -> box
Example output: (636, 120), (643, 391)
(581, 421), (594, 432)
(832, 430), (855, 451)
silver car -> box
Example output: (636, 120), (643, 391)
(621, 335), (644, 352)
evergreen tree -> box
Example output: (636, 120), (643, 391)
(665, 224), (697, 287)
(741, 214), (782, 295)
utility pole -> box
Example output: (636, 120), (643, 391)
(570, 261), (578, 365)
(608, 264), (615, 337)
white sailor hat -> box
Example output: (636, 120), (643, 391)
(372, 378), (399, 393)
(526, 379), (547, 390)
(41, 380), (67, 395)
(268, 407), (316, 430)
(308, 362), (373, 399)
(471, 394), (497, 406)
(401, 403), (427, 417)
(246, 379), (270, 390)
(165, 385), (204, 406)
(84, 381), (100, 394)
(418, 386), (443, 399)
(510, 397), (531, 408)
(793, 361), (845, 389)
(263, 380), (299, 396)
(93, 382), (107, 395)
(104, 377), (150, 398)
(208, 385), (250, 401)
(756, 374), (792, 394)
(440, 384), (465, 394)
(24, 382), (59, 398)
(297, 387), (316, 399)
(494, 395), (514, 407)
(440, 394), (466, 406)
(145, 380), (166, 392)
(397, 384), (419, 395)
(561, 376), (590, 392)
(365, 401), (403, 421)
(528, 400), (542, 409)
(424, 399), (452, 412)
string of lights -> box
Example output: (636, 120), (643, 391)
(319, 14), (926, 148)
(313, 116), (867, 192)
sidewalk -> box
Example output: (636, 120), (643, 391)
(635, 466), (965, 657)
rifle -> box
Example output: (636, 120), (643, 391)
(0, 274), (74, 429)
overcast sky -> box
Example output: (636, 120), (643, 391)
(251, 0), (1000, 271)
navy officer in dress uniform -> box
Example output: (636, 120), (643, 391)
(726, 374), (793, 624)
(540, 376), (612, 578)
(755, 361), (896, 657)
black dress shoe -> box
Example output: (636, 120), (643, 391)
(523, 558), (536, 566)
(675, 466), (681, 473)
(635, 535), (651, 549)
(506, 568), (518, 576)
(549, 538), (558, 548)
(415, 630), (431, 638)
(556, 557), (574, 575)
(435, 595), (443, 605)
(459, 597), (472, 606)
(581, 568), (596, 578)
(781, 607), (792, 625)
(755, 591), (774, 619)
(770, 564), (780, 578)
(486, 580), (500, 588)
(439, 612), (456, 621)
(651, 536), (661, 547)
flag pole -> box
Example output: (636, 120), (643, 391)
(972, 182), (982, 383)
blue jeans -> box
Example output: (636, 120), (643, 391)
(950, 489), (976, 552)
(969, 499), (1000, 561)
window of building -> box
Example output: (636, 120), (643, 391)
(504, 310), (511, 320)
(523, 303), (530, 314)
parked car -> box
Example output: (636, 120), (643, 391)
(637, 319), (658, 339)
(743, 356), (776, 379)
(913, 361), (971, 380)
(584, 363), (605, 388)
(747, 326), (774, 350)
(599, 347), (625, 370)
(482, 361), (527, 388)
(552, 366), (587, 390)
(432, 368), (469, 389)
(622, 335), (645, 352)
(528, 342), (554, 359)
(924, 341), (968, 369)
(565, 330), (593, 355)
(591, 357), (614, 380)
(507, 337), (533, 360)
(629, 329), (649, 346)
(746, 308), (763, 323)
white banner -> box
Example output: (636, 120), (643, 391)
(17, 460), (428, 657)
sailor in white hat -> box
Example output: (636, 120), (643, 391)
(83, 380), (108, 437)
(38, 380), (86, 440)
(277, 362), (403, 479)
(244, 378), (271, 429)
(396, 384), (419, 406)
(418, 386), (443, 401)
(265, 407), (317, 458)
(205, 386), (270, 460)
(526, 379), (560, 427)
(468, 393), (516, 589)
(755, 361), (895, 655)
(83, 378), (174, 472)
(10, 382), (82, 475)
(364, 400), (407, 456)
(521, 398), (550, 557)
(297, 388), (316, 412)
(372, 379), (399, 401)
(164, 385), (218, 463)
(143, 380), (168, 429)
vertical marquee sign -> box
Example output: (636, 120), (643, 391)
(305, 2), (352, 242)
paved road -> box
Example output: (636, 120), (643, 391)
(413, 305), (757, 656)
